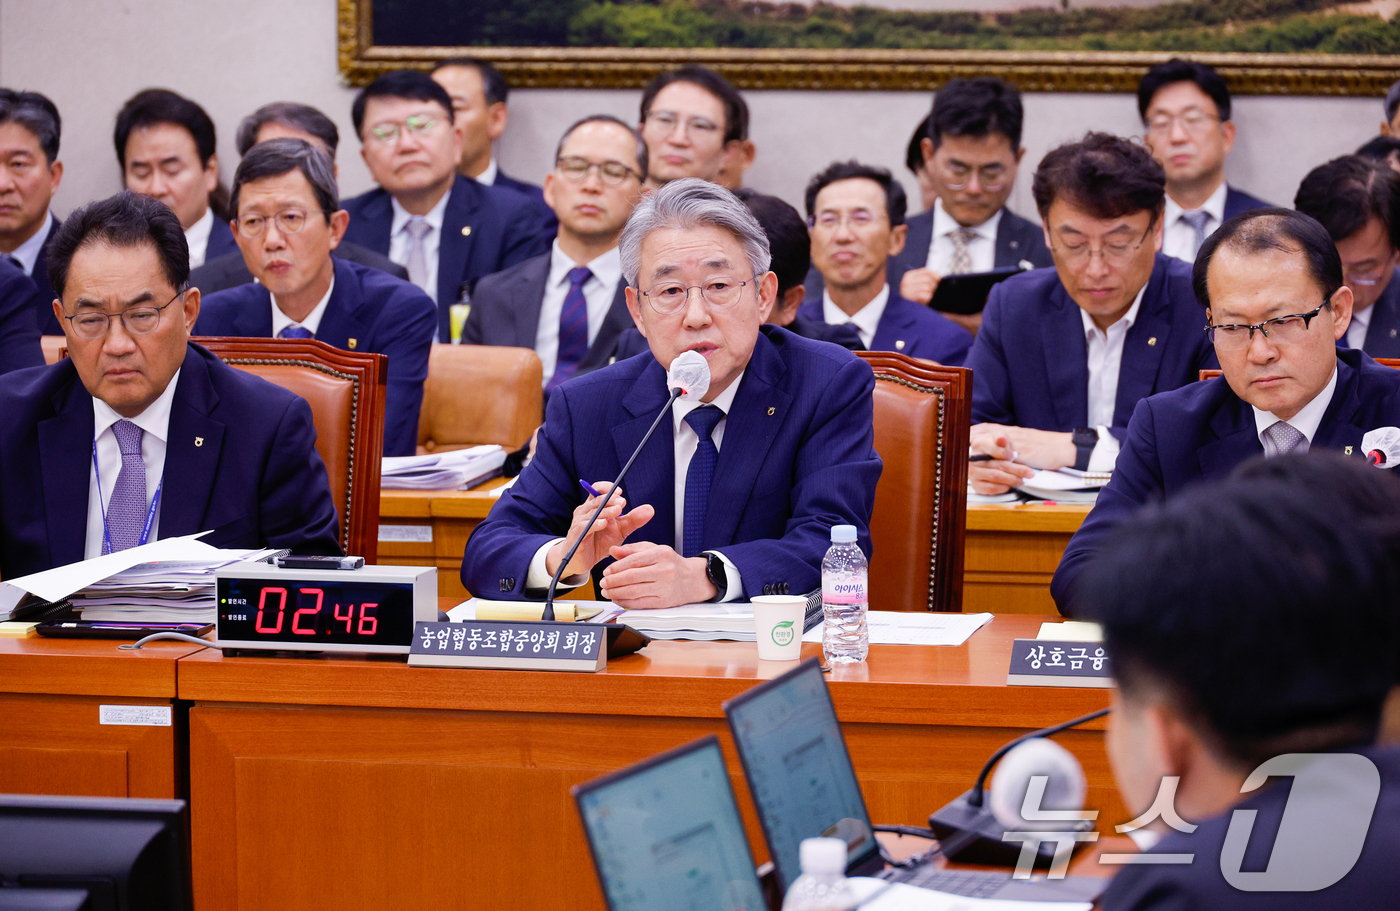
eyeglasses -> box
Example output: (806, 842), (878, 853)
(808, 209), (882, 231)
(644, 110), (720, 139)
(1206, 298), (1331, 350)
(1050, 224), (1153, 269)
(1145, 109), (1221, 136)
(65, 291), (182, 340)
(555, 156), (640, 187)
(233, 208), (330, 239)
(366, 114), (443, 145)
(938, 160), (1008, 192)
(1344, 267), (1389, 287)
(639, 277), (751, 315)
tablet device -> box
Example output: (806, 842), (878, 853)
(929, 265), (1027, 316)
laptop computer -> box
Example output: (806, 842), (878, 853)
(723, 658), (1106, 903)
(572, 735), (769, 911)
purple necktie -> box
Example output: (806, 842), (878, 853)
(279, 325), (314, 339)
(548, 266), (592, 390)
(104, 420), (148, 554)
(683, 406), (723, 558)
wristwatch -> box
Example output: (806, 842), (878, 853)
(704, 551), (728, 603)
(1072, 427), (1099, 471)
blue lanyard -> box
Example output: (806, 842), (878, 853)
(93, 438), (163, 556)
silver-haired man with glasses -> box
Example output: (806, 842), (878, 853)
(966, 132), (1217, 496)
(0, 190), (341, 578)
(1052, 207), (1400, 614)
(461, 178), (882, 610)
(464, 115), (646, 390)
(196, 139), (436, 457)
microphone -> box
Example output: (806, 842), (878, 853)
(926, 707), (1108, 868)
(542, 351), (711, 620)
(1362, 427), (1400, 468)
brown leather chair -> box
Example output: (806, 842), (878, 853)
(856, 351), (971, 612)
(418, 344), (543, 453)
(199, 338), (386, 563)
(40, 335), (66, 364)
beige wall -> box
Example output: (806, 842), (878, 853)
(1, 0), (1383, 226)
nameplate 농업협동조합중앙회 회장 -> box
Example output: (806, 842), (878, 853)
(408, 619), (606, 671)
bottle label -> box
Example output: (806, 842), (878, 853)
(822, 579), (867, 604)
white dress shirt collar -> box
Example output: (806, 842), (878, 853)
(9, 210), (55, 277)
(932, 197), (1002, 243)
(548, 240), (622, 292)
(184, 208), (215, 269)
(1251, 361), (1338, 455)
(1162, 181), (1228, 263)
(93, 368), (181, 444)
(672, 367), (744, 433)
(822, 283), (890, 350)
(272, 275), (336, 338)
(1346, 299), (1374, 351)
(390, 187), (450, 238)
(1079, 283), (1146, 340)
(478, 158), (499, 186)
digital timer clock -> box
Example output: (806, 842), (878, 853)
(215, 562), (437, 653)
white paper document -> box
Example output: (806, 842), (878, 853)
(849, 877), (1092, 911)
(802, 611), (993, 646)
(381, 445), (506, 490)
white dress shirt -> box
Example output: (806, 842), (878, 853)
(822, 284), (889, 349)
(523, 371), (747, 602)
(389, 188), (452, 297)
(1346, 300), (1373, 352)
(535, 241), (622, 386)
(184, 208), (215, 270)
(1078, 285), (1146, 471)
(1252, 362), (1338, 457)
(10, 210), (54, 278)
(926, 199), (1001, 274)
(271, 276), (335, 339)
(84, 369), (181, 559)
(477, 158), (499, 186)
(1162, 181), (1227, 264)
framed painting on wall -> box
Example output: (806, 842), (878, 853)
(340, 0), (1400, 94)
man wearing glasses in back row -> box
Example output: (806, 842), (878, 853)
(966, 132), (1217, 495)
(1053, 207), (1400, 613)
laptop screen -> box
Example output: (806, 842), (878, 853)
(723, 658), (879, 893)
(573, 736), (767, 911)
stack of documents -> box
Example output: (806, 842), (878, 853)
(616, 603), (758, 641)
(0, 534), (278, 624)
(381, 445), (506, 490)
(1019, 467), (1111, 504)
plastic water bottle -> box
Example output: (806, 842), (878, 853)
(781, 837), (857, 911)
(821, 524), (868, 665)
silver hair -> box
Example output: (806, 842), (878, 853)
(619, 178), (771, 288)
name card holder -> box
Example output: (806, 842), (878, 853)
(1006, 638), (1112, 688)
(408, 619), (606, 672)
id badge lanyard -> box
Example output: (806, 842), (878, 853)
(93, 439), (162, 555)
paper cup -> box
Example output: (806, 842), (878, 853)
(752, 595), (806, 661)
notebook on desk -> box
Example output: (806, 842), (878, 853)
(723, 658), (1106, 904)
(571, 736), (768, 911)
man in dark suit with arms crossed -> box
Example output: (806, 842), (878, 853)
(1053, 208), (1400, 612)
(461, 179), (881, 608)
(0, 191), (341, 579)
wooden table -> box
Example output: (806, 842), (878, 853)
(380, 486), (1091, 612)
(179, 612), (1121, 911)
(0, 636), (206, 799)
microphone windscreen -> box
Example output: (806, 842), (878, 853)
(988, 738), (1088, 832)
(1361, 427), (1400, 468)
(667, 350), (711, 403)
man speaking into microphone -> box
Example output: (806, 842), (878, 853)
(460, 179), (882, 609)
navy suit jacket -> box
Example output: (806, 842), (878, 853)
(189, 240), (408, 295)
(610, 313), (863, 363)
(1223, 185), (1272, 219)
(462, 252), (634, 383)
(204, 215), (239, 263)
(196, 258), (436, 457)
(798, 291), (973, 365)
(341, 175), (553, 340)
(0, 257), (44, 375)
(1340, 265), (1400, 359)
(968, 254), (1217, 440)
(30, 217), (61, 335)
(1053, 349), (1400, 614)
(461, 326), (883, 599)
(0, 342), (342, 578)
(1100, 745), (1400, 910)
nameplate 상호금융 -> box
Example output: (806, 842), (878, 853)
(407, 619), (605, 672)
(1006, 639), (1112, 688)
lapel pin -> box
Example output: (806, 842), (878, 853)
(1391, 329), (1397, 338)
(895, 340), (906, 350)
(767, 407), (775, 416)
(348, 338), (358, 349)
(195, 436), (204, 448)
(1148, 337), (1157, 346)
(1346, 445), (1355, 456)
(461, 226), (472, 237)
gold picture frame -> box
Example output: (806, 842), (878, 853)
(340, 0), (1400, 96)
